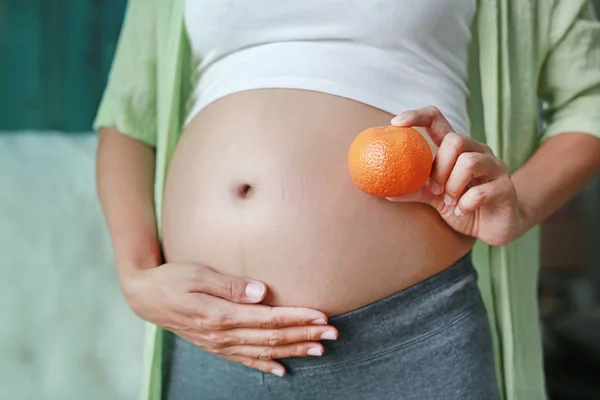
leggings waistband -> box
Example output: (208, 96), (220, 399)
(281, 252), (481, 372)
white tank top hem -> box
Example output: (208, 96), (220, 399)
(184, 1), (476, 136)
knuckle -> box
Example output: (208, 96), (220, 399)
(426, 105), (441, 118)
(295, 344), (308, 356)
(482, 143), (493, 154)
(235, 334), (251, 346)
(261, 313), (280, 329)
(267, 331), (284, 346)
(459, 153), (478, 171)
(222, 279), (245, 301)
(207, 332), (229, 347)
(241, 358), (256, 369)
(192, 316), (205, 330)
(261, 320), (278, 329)
(305, 329), (314, 342)
(472, 186), (487, 202)
(216, 313), (233, 329)
(202, 317), (219, 331)
(444, 132), (465, 152)
(204, 311), (230, 330)
(258, 348), (274, 361)
(209, 345), (223, 354)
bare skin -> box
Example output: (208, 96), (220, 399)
(96, 126), (338, 377)
(161, 90), (474, 316)
(388, 106), (600, 240)
(97, 91), (600, 377)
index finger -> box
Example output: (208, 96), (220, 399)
(221, 303), (330, 330)
(391, 106), (454, 146)
(185, 297), (330, 331)
(431, 133), (492, 192)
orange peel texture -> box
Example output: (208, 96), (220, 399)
(348, 126), (433, 197)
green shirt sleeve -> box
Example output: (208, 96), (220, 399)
(93, 0), (157, 147)
(539, 3), (600, 141)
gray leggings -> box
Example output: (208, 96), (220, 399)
(163, 254), (500, 399)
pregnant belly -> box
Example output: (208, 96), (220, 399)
(162, 89), (473, 316)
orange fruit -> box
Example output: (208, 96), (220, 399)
(348, 126), (433, 197)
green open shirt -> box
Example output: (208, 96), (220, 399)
(94, 1), (600, 399)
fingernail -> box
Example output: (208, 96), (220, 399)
(454, 207), (463, 217)
(271, 369), (285, 377)
(307, 347), (323, 356)
(244, 282), (265, 299)
(444, 194), (456, 206)
(391, 113), (409, 125)
(386, 196), (405, 202)
(430, 182), (442, 195)
(311, 319), (327, 325)
(320, 331), (337, 340)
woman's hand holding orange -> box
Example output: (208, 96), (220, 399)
(387, 106), (524, 246)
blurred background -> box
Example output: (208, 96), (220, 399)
(0, 1), (599, 399)
(1, 1), (143, 400)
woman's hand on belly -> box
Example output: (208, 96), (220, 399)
(121, 262), (338, 376)
(389, 106), (522, 246)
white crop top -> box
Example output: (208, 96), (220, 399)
(185, 0), (476, 135)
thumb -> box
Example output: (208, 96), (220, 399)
(386, 180), (437, 205)
(186, 264), (267, 304)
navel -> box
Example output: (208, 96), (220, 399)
(236, 183), (254, 199)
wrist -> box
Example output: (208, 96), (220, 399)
(515, 198), (536, 240)
(511, 172), (538, 241)
(114, 244), (163, 276)
(115, 253), (162, 307)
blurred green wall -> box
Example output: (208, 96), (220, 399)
(0, 0), (126, 131)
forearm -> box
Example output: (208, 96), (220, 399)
(512, 132), (600, 236)
(96, 127), (162, 276)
